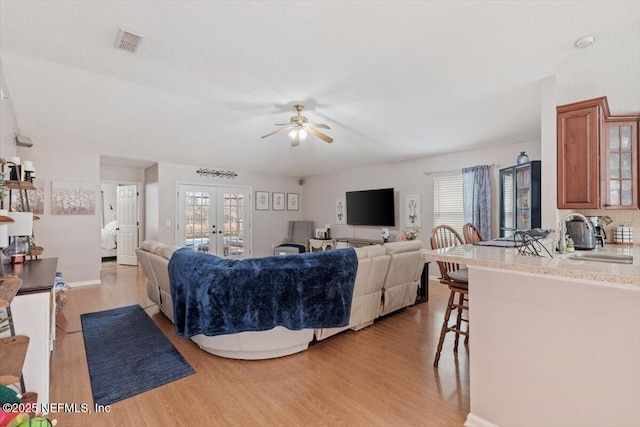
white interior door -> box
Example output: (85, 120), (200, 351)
(116, 184), (139, 265)
(178, 185), (250, 258)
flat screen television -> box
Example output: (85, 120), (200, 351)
(346, 188), (395, 226)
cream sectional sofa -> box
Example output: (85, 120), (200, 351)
(314, 240), (424, 340)
(137, 239), (424, 359)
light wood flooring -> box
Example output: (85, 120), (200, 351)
(50, 263), (470, 426)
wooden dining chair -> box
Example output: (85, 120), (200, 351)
(430, 225), (469, 368)
(0, 335), (29, 386)
(463, 223), (483, 244)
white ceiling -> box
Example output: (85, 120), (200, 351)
(0, 1), (638, 176)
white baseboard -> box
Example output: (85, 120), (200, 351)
(68, 279), (101, 288)
(465, 413), (498, 427)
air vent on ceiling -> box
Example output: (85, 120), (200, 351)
(114, 29), (143, 54)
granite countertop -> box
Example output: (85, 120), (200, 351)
(422, 235), (639, 286)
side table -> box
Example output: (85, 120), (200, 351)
(309, 238), (334, 252)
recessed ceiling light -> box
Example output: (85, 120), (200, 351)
(574, 36), (595, 49)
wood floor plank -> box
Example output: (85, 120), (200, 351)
(50, 263), (469, 426)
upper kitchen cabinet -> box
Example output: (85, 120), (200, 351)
(602, 118), (638, 209)
(557, 96), (639, 210)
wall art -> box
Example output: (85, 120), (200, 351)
(287, 193), (299, 211)
(11, 178), (45, 215)
(335, 197), (346, 224)
(51, 181), (97, 215)
(405, 194), (421, 227)
(272, 192), (285, 211)
(255, 191), (269, 210)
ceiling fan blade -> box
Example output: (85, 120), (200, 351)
(309, 123), (330, 129)
(274, 123), (292, 126)
(261, 125), (293, 139)
(305, 126), (334, 143)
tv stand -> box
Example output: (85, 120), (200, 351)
(334, 237), (383, 248)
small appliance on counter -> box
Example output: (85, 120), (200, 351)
(587, 215), (612, 247)
(565, 219), (596, 250)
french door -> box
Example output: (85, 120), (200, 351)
(177, 185), (250, 258)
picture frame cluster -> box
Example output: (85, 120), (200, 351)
(255, 191), (298, 211)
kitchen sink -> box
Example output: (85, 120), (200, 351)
(564, 252), (633, 264)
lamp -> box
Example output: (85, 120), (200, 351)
(6, 212), (33, 263)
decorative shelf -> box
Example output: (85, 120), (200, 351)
(3, 181), (36, 191)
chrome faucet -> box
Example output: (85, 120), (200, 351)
(558, 213), (593, 254)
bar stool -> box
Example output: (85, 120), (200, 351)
(430, 225), (469, 368)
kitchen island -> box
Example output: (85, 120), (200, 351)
(423, 239), (639, 427)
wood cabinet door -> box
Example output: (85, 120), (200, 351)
(557, 105), (600, 209)
(602, 120), (639, 209)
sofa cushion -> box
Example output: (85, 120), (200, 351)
(365, 244), (387, 258)
(384, 240), (423, 254)
(140, 240), (162, 253)
(154, 245), (177, 260)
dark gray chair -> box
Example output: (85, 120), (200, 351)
(274, 221), (315, 255)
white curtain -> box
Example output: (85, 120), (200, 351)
(462, 165), (491, 240)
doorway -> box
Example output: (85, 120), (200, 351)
(100, 183), (140, 266)
(177, 184), (251, 258)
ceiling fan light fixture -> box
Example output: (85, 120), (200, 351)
(288, 128), (307, 141)
(261, 103), (332, 145)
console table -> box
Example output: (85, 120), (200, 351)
(335, 237), (384, 248)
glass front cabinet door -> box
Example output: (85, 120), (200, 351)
(603, 120), (638, 209)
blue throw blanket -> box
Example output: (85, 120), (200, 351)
(169, 247), (358, 337)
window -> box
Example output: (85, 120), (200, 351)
(433, 171), (464, 236)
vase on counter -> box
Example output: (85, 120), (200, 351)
(517, 151), (529, 165)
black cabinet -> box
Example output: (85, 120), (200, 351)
(499, 161), (542, 237)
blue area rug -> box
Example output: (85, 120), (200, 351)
(81, 304), (195, 406)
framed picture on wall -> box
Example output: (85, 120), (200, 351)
(335, 197), (346, 224)
(272, 192), (285, 211)
(287, 193), (299, 211)
(405, 194), (421, 227)
(51, 181), (97, 215)
(255, 191), (269, 210)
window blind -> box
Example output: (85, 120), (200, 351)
(433, 171), (464, 236)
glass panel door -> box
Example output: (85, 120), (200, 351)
(217, 188), (248, 259)
(605, 123), (637, 208)
(178, 185), (213, 252)
(500, 168), (514, 237)
(178, 185), (251, 258)
(515, 165), (531, 230)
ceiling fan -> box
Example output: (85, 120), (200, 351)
(261, 104), (333, 147)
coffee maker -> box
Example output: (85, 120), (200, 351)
(587, 216), (612, 247)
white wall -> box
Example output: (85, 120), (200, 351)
(100, 183), (118, 226)
(152, 162), (303, 257)
(16, 147), (101, 285)
(302, 140), (541, 242)
(0, 59), (17, 168)
(540, 76), (558, 230)
(145, 164), (159, 241)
